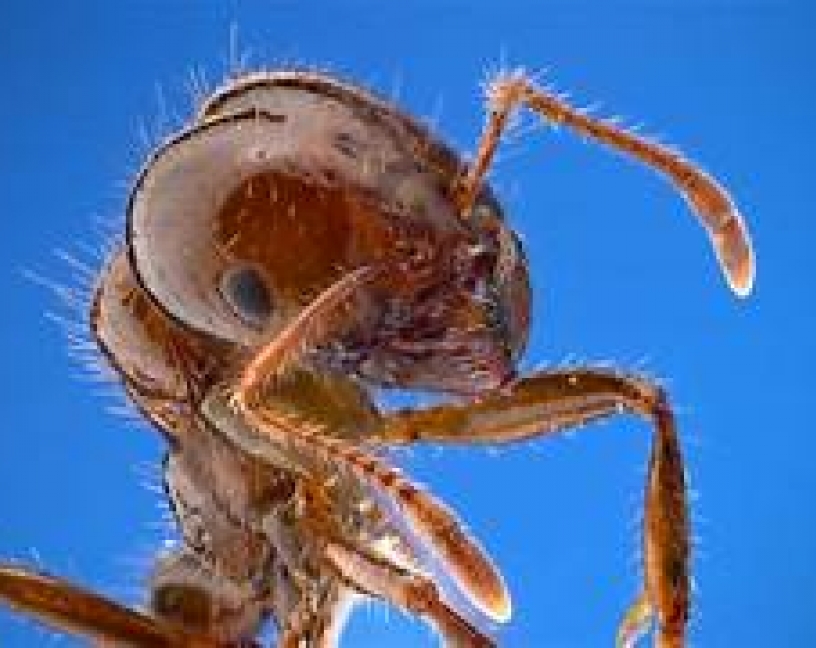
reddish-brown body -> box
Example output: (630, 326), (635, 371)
(0, 68), (753, 647)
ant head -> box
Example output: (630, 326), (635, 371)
(125, 72), (530, 395)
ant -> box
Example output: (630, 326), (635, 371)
(0, 67), (753, 647)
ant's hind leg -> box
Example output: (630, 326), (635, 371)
(378, 367), (690, 647)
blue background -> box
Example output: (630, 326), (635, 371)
(1, 1), (813, 646)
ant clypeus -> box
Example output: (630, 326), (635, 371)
(0, 68), (753, 647)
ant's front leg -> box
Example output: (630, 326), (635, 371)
(378, 368), (690, 648)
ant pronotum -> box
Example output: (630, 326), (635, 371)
(0, 67), (753, 647)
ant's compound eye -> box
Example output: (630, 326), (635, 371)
(219, 264), (274, 330)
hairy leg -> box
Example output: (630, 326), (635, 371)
(377, 367), (690, 647)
